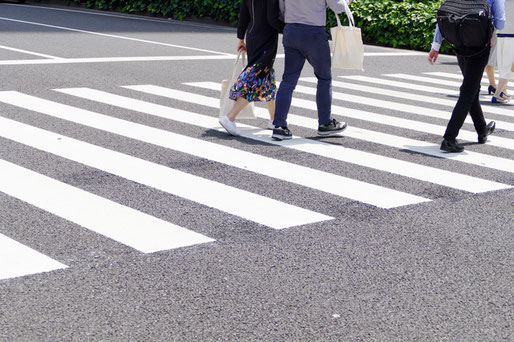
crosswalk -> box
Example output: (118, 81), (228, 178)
(0, 70), (512, 281)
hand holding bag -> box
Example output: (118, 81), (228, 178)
(220, 51), (256, 119)
(330, 1), (364, 71)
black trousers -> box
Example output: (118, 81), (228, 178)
(443, 46), (491, 141)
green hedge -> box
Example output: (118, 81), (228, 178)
(68, 0), (241, 24)
(67, 0), (451, 53)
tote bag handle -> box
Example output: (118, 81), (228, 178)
(334, 1), (355, 28)
(229, 51), (247, 81)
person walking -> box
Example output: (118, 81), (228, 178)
(492, 0), (514, 103)
(485, 30), (499, 95)
(219, 0), (284, 137)
(428, 0), (506, 152)
(271, 0), (351, 141)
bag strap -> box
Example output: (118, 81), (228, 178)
(333, 1), (355, 28)
(230, 51), (247, 80)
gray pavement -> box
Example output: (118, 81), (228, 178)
(0, 3), (513, 341)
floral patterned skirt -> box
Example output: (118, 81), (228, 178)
(229, 63), (276, 102)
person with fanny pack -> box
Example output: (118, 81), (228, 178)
(428, 0), (506, 152)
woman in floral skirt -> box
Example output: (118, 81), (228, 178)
(219, 0), (284, 136)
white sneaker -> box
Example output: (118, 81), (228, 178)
(219, 115), (240, 136)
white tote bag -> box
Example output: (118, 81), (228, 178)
(330, 1), (364, 71)
(219, 52), (256, 119)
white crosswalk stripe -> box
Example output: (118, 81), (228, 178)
(340, 75), (513, 117)
(342, 75), (458, 94)
(52, 88), (429, 208)
(0, 70), (512, 281)
(388, 73), (479, 88)
(0, 232), (68, 280)
(387, 73), (514, 107)
(0, 96), (332, 228)
(292, 82), (514, 131)
(423, 71), (514, 92)
(300, 77), (513, 150)
(124, 84), (510, 193)
(423, 71), (514, 106)
(187, 82), (514, 174)
(0, 158), (215, 259)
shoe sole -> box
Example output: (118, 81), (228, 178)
(317, 125), (348, 136)
(272, 135), (292, 141)
(440, 147), (464, 153)
(219, 120), (240, 136)
(492, 97), (510, 104)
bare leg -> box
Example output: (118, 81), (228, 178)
(226, 97), (250, 121)
(494, 78), (509, 96)
(485, 65), (497, 89)
(265, 99), (275, 121)
(493, 78), (511, 102)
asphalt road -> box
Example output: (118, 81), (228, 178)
(0, 3), (513, 341)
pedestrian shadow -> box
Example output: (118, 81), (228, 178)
(396, 148), (445, 159)
(310, 135), (346, 144)
(201, 128), (272, 147)
(202, 126), (350, 148)
(402, 144), (474, 159)
(203, 127), (480, 162)
(439, 61), (459, 65)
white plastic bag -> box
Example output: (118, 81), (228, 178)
(220, 52), (256, 119)
(330, 1), (364, 71)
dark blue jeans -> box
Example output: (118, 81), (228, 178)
(273, 24), (333, 127)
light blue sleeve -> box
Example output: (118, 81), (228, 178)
(490, 0), (506, 30)
(431, 24), (443, 51)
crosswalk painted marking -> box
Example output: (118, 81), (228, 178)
(300, 77), (514, 150)
(0, 112), (331, 228)
(303, 76), (463, 106)
(389, 73), (514, 107)
(0, 66), (510, 282)
(125, 84), (511, 193)
(423, 72), (514, 92)
(0, 159), (215, 253)
(47, 88), (430, 208)
(339, 75), (513, 117)
(0, 44), (63, 59)
(291, 83), (514, 131)
(387, 73), (476, 88)
(0, 55), (239, 66)
(342, 75), (456, 94)
(187, 82), (514, 174)
(0, 232), (68, 280)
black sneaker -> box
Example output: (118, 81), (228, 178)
(318, 118), (348, 136)
(272, 126), (292, 141)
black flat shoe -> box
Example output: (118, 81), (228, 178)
(488, 85), (496, 95)
(478, 121), (496, 144)
(440, 139), (464, 153)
